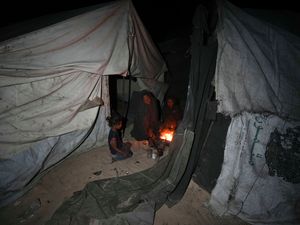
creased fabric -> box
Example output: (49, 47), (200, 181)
(215, 1), (300, 120)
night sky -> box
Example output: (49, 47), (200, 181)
(1, 0), (199, 42)
(1, 0), (299, 42)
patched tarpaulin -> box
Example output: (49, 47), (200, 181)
(0, 0), (166, 206)
(208, 2), (300, 225)
(215, 1), (300, 120)
(209, 112), (300, 225)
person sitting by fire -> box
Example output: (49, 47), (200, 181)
(130, 90), (161, 147)
(160, 96), (182, 131)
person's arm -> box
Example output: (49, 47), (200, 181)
(110, 137), (126, 156)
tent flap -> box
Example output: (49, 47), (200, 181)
(215, 2), (300, 120)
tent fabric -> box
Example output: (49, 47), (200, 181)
(45, 4), (210, 224)
(209, 112), (300, 225)
(165, 5), (219, 205)
(0, 0), (166, 206)
(47, 129), (194, 225)
(0, 105), (110, 206)
(215, 1), (300, 120)
(210, 2), (300, 224)
(0, 73), (104, 154)
(192, 113), (231, 193)
(0, 0), (166, 152)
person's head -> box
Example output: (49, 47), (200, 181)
(143, 93), (152, 105)
(166, 96), (178, 109)
(166, 98), (174, 109)
(106, 113), (123, 130)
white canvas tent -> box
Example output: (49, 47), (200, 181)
(207, 1), (300, 224)
(0, 0), (167, 206)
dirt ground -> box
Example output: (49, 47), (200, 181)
(0, 129), (249, 225)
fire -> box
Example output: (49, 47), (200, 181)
(160, 129), (175, 142)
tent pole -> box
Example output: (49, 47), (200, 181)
(122, 28), (135, 137)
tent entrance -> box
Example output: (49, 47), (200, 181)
(109, 75), (138, 117)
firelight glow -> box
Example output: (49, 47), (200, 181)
(160, 129), (174, 142)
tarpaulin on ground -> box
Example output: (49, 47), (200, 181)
(47, 129), (194, 225)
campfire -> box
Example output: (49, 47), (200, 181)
(160, 128), (175, 142)
(150, 126), (175, 157)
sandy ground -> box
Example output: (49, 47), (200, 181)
(0, 135), (249, 225)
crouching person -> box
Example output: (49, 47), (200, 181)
(106, 113), (133, 161)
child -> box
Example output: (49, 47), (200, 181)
(106, 113), (133, 161)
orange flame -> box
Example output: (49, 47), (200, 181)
(160, 129), (174, 142)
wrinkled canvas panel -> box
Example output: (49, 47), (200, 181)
(0, 0), (166, 206)
(215, 2), (300, 120)
(0, 2), (129, 85)
(0, 105), (109, 207)
(0, 0), (166, 152)
(209, 112), (300, 225)
(0, 72), (103, 147)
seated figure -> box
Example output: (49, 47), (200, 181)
(130, 90), (161, 142)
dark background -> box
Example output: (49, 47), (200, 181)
(1, 0), (299, 42)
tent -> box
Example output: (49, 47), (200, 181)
(208, 2), (300, 224)
(0, 0), (167, 207)
(187, 1), (300, 224)
(1, 0), (300, 225)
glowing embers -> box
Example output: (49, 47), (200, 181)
(160, 128), (175, 142)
